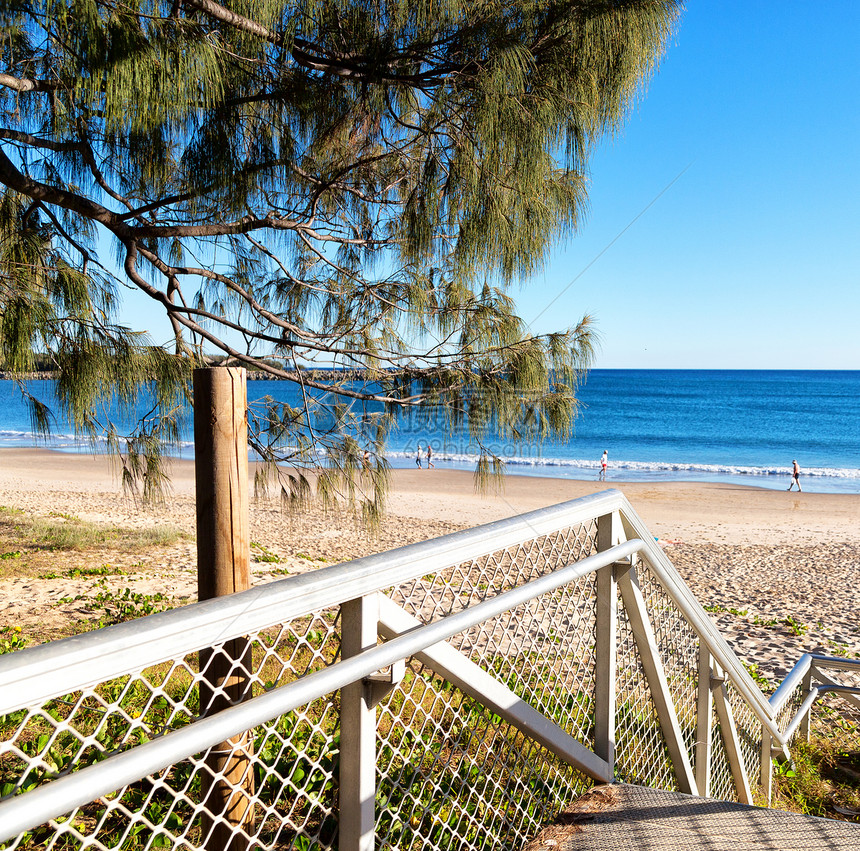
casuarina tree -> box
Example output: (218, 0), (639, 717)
(0, 0), (681, 512)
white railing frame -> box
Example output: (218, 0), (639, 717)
(771, 653), (860, 737)
(0, 489), (856, 848)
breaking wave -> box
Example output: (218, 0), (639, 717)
(385, 450), (860, 481)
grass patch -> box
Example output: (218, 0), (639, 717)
(744, 662), (775, 693)
(0, 506), (194, 642)
(0, 505), (189, 554)
(781, 615), (809, 637)
(39, 564), (129, 580)
(703, 603), (748, 617)
(88, 588), (179, 626)
(0, 625), (27, 654)
(251, 542), (281, 563)
(26, 516), (188, 551)
(773, 719), (860, 821)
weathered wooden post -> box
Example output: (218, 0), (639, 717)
(194, 367), (254, 851)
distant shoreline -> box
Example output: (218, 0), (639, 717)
(1, 446), (859, 543)
(0, 442), (857, 495)
(3, 445), (859, 677)
(0, 369), (360, 382)
(3, 372), (858, 495)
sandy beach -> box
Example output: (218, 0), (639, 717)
(1, 448), (858, 684)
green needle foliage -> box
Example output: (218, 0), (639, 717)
(0, 0), (681, 516)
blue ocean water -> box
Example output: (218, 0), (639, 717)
(1, 371), (858, 493)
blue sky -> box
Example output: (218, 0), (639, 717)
(116, 2), (860, 371)
(522, 1), (860, 369)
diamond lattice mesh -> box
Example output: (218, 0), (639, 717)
(0, 611), (342, 851)
(375, 523), (600, 850)
(635, 564), (700, 765)
(774, 684), (804, 739)
(613, 587), (676, 790)
(375, 660), (590, 851)
(708, 704), (738, 803)
(0, 512), (782, 851)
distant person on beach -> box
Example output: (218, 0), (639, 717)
(787, 459), (802, 492)
(599, 450), (608, 481)
(361, 449), (371, 473)
(415, 444), (423, 469)
(426, 444), (435, 469)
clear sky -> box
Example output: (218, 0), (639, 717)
(116, 2), (860, 371)
(523, 1), (860, 370)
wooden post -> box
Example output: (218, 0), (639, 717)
(194, 366), (251, 602)
(194, 367), (254, 851)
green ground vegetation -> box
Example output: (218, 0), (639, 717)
(0, 504), (191, 642)
(772, 717), (860, 822)
(0, 505), (188, 555)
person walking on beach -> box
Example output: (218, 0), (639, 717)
(787, 459), (802, 492)
(415, 444), (423, 469)
(599, 450), (608, 481)
(426, 443), (435, 469)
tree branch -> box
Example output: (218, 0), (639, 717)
(0, 146), (127, 231)
(0, 128), (81, 152)
(0, 73), (58, 93)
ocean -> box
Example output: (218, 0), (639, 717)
(1, 370), (858, 494)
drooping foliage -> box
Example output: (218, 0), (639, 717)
(0, 0), (681, 513)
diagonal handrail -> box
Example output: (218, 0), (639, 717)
(0, 538), (640, 844)
(3, 488), (851, 848)
(0, 488), (779, 735)
(618, 507), (783, 741)
(772, 653), (860, 742)
(0, 490), (625, 714)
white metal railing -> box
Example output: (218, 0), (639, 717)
(0, 489), (855, 851)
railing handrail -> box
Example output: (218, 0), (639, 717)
(772, 652), (860, 744)
(0, 538), (642, 845)
(0, 490), (626, 714)
(0, 488), (790, 743)
(809, 654), (860, 674)
(3, 487), (854, 846)
(770, 654), (813, 713)
(770, 653), (860, 714)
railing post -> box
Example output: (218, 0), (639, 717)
(695, 644), (713, 797)
(711, 664), (753, 805)
(594, 512), (620, 774)
(194, 367), (254, 851)
(340, 594), (379, 851)
(800, 666), (814, 742)
(760, 724), (774, 805)
(617, 555), (698, 795)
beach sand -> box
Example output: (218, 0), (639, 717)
(0, 448), (858, 684)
